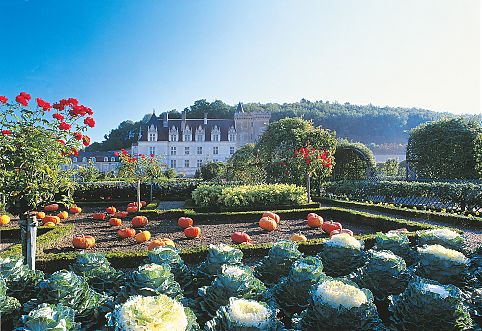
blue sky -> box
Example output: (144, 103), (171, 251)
(0, 0), (479, 142)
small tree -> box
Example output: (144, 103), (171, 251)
(195, 161), (226, 181)
(226, 144), (266, 184)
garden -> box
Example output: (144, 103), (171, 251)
(0, 94), (481, 330)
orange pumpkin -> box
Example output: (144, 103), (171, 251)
(263, 212), (280, 224)
(57, 211), (68, 220)
(307, 215), (323, 228)
(259, 217), (277, 231)
(141, 201), (147, 207)
(44, 204), (59, 212)
(42, 215), (60, 225)
(106, 206), (117, 214)
(184, 226), (201, 239)
(44, 222), (56, 227)
(72, 235), (96, 249)
(126, 206), (138, 213)
(69, 206), (82, 214)
(178, 217), (193, 229)
(114, 211), (128, 219)
(72, 235), (95, 249)
(291, 233), (307, 242)
(135, 230), (151, 243)
(0, 215), (10, 225)
(307, 213), (319, 221)
(131, 216), (148, 228)
(117, 227), (136, 238)
(35, 211), (46, 220)
(108, 218), (122, 226)
(147, 238), (175, 250)
(127, 202), (138, 208)
(92, 213), (106, 220)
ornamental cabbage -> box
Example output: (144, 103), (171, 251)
(0, 257), (44, 303)
(416, 245), (469, 285)
(255, 240), (302, 286)
(196, 244), (243, 286)
(350, 250), (410, 301)
(317, 234), (366, 277)
(198, 265), (271, 320)
(0, 277), (21, 325)
(16, 303), (80, 331)
(417, 228), (465, 251)
(373, 231), (415, 265)
(117, 263), (183, 303)
(204, 297), (284, 331)
(388, 277), (473, 330)
(70, 252), (124, 296)
(108, 294), (199, 331)
(272, 256), (325, 317)
(294, 278), (384, 331)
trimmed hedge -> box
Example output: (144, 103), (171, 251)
(186, 201), (320, 213)
(323, 180), (482, 211)
(316, 197), (482, 228)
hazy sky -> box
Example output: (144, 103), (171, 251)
(0, 0), (480, 142)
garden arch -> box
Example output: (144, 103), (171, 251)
(332, 142), (376, 180)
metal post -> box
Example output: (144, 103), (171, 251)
(306, 176), (311, 203)
(20, 215), (38, 270)
(137, 180), (141, 211)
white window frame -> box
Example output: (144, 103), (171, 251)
(170, 159), (177, 168)
(230, 146), (235, 155)
(197, 146), (202, 155)
(170, 146), (176, 156)
(197, 159), (203, 168)
(213, 146), (219, 155)
(185, 147), (190, 155)
(184, 159), (190, 168)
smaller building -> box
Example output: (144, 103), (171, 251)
(62, 151), (120, 173)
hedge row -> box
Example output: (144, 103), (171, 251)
(323, 180), (482, 211)
(184, 200), (320, 213)
(316, 197), (482, 228)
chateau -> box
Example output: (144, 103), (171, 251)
(132, 103), (270, 176)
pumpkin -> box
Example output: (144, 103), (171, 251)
(114, 211), (128, 218)
(44, 204), (59, 212)
(57, 211), (68, 220)
(148, 238), (175, 250)
(108, 218), (122, 226)
(259, 217), (277, 231)
(291, 233), (307, 242)
(92, 213), (106, 220)
(0, 215), (10, 225)
(135, 230), (151, 243)
(322, 221), (342, 233)
(72, 235), (96, 249)
(44, 222), (56, 227)
(106, 206), (117, 214)
(69, 206), (82, 214)
(231, 231), (252, 244)
(330, 229), (353, 238)
(262, 212), (280, 224)
(42, 215), (60, 225)
(177, 217), (193, 229)
(307, 215), (323, 228)
(307, 212), (319, 221)
(117, 227), (136, 238)
(126, 206), (138, 213)
(184, 226), (201, 239)
(131, 216), (148, 228)
(127, 202), (138, 208)
(141, 201), (147, 207)
(35, 211), (46, 220)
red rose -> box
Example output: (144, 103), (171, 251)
(83, 116), (95, 128)
(114, 152), (120, 156)
(67, 97), (78, 106)
(16, 95), (28, 106)
(57, 139), (66, 145)
(0, 96), (7, 104)
(2, 129), (11, 135)
(150, 154), (154, 157)
(53, 113), (64, 121)
(73, 132), (82, 140)
(36, 97), (51, 111)
(59, 122), (71, 130)
(82, 135), (90, 146)
(19, 92), (31, 101)
(71, 147), (79, 157)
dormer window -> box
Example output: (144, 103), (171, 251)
(82, 157), (87, 163)
(183, 125), (192, 142)
(169, 126), (179, 142)
(228, 126), (236, 142)
(211, 125), (221, 142)
(147, 124), (158, 142)
(103, 157), (108, 162)
(73, 157), (78, 163)
(111, 157), (115, 162)
(195, 125), (205, 142)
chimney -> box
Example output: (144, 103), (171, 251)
(204, 112), (208, 125)
(181, 110), (186, 131)
(163, 112), (168, 127)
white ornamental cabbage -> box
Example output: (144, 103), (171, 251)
(416, 245), (469, 285)
(418, 245), (468, 263)
(417, 228), (464, 251)
(227, 298), (272, 328)
(326, 233), (362, 250)
(315, 280), (367, 309)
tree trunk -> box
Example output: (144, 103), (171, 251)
(306, 175), (311, 203)
(20, 214), (38, 270)
(137, 180), (141, 211)
(150, 182), (153, 201)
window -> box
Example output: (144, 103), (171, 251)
(213, 146), (219, 155)
(213, 159), (218, 162)
(91, 157), (96, 162)
(195, 126), (204, 142)
(170, 147), (176, 156)
(103, 157), (108, 162)
(148, 133), (156, 142)
(185, 147), (190, 155)
(230, 146), (235, 155)
(82, 157), (87, 162)
(197, 159), (203, 168)
(170, 160), (177, 168)
(229, 134), (236, 142)
(73, 157), (78, 163)
(197, 146), (202, 155)
(111, 157), (115, 162)
(169, 126), (178, 142)
(149, 147), (155, 156)
(184, 160), (190, 168)
(211, 125), (221, 142)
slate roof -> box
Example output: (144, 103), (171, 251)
(69, 151), (120, 162)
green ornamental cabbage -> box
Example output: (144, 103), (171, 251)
(416, 245), (469, 285)
(0, 277), (21, 325)
(417, 228), (465, 251)
(147, 246), (193, 292)
(0, 257), (44, 303)
(294, 277), (385, 331)
(117, 263), (183, 303)
(204, 297), (284, 331)
(464, 246), (482, 320)
(70, 252), (124, 296)
(254, 240), (302, 286)
(373, 231), (415, 265)
(317, 234), (366, 277)
(196, 244), (243, 286)
(108, 294), (199, 331)
(351, 250), (410, 301)
(388, 277), (474, 330)
(15, 303), (80, 331)
(198, 265), (271, 320)
(272, 256), (325, 317)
